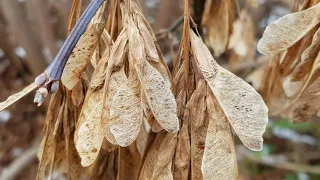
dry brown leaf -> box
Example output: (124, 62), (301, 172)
(190, 30), (268, 151)
(157, 162), (174, 180)
(278, 49), (320, 122)
(90, 28), (128, 88)
(62, 2), (108, 90)
(257, 3), (320, 55)
(141, 92), (163, 133)
(279, 26), (316, 78)
(109, 70), (142, 147)
(91, 48), (100, 69)
(129, 18), (179, 132)
(137, 16), (159, 62)
(246, 64), (267, 92)
(117, 143), (142, 180)
(70, 81), (85, 108)
(282, 76), (304, 98)
(228, 10), (255, 62)
(63, 112), (84, 179)
(90, 47), (110, 87)
(292, 27), (320, 81)
(74, 87), (104, 167)
(281, 77), (320, 123)
(138, 62), (178, 132)
(202, 0), (235, 56)
(37, 89), (63, 179)
(139, 132), (177, 180)
(173, 119), (190, 180)
(187, 80), (208, 179)
(101, 67), (127, 144)
(76, 100), (104, 167)
(0, 82), (37, 111)
(202, 97), (238, 180)
(90, 150), (118, 180)
(89, 28), (129, 145)
(279, 47), (320, 116)
(61, 27), (100, 90)
(136, 120), (150, 156)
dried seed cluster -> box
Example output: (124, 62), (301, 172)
(254, 1), (320, 123)
(0, 0), (270, 179)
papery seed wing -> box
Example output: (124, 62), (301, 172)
(101, 67), (127, 144)
(202, 0), (235, 56)
(90, 28), (128, 88)
(281, 77), (320, 123)
(141, 91), (163, 132)
(37, 90), (63, 179)
(137, 16), (159, 62)
(62, 2), (108, 90)
(173, 119), (190, 180)
(292, 27), (320, 81)
(190, 30), (268, 151)
(257, 3), (320, 55)
(61, 27), (100, 90)
(138, 62), (179, 132)
(202, 97), (238, 180)
(139, 132), (177, 180)
(0, 83), (37, 111)
(129, 19), (179, 132)
(158, 162), (174, 180)
(187, 80), (208, 179)
(109, 70), (142, 147)
(117, 143), (141, 180)
(74, 88), (104, 167)
(76, 100), (104, 167)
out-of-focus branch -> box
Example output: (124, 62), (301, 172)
(0, 0), (47, 75)
(26, 0), (59, 61)
(0, 16), (31, 81)
(0, 141), (40, 180)
(156, 16), (184, 40)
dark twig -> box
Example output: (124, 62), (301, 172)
(34, 0), (106, 106)
(156, 16), (184, 40)
(167, 16), (184, 33)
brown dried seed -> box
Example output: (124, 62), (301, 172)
(202, 97), (238, 180)
(190, 29), (268, 151)
(202, 0), (235, 56)
(109, 70), (142, 147)
(61, 1), (109, 90)
(76, 100), (104, 167)
(129, 18), (179, 132)
(258, 3), (320, 55)
(0, 83), (37, 111)
(291, 27), (320, 81)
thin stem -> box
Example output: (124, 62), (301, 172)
(183, 0), (190, 93)
(34, 0), (106, 106)
(44, 0), (105, 82)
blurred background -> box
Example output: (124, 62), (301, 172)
(0, 0), (320, 179)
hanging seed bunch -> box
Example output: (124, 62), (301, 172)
(73, 1), (179, 168)
(201, 0), (257, 74)
(253, 1), (320, 123)
(137, 0), (268, 179)
(0, 0), (268, 179)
